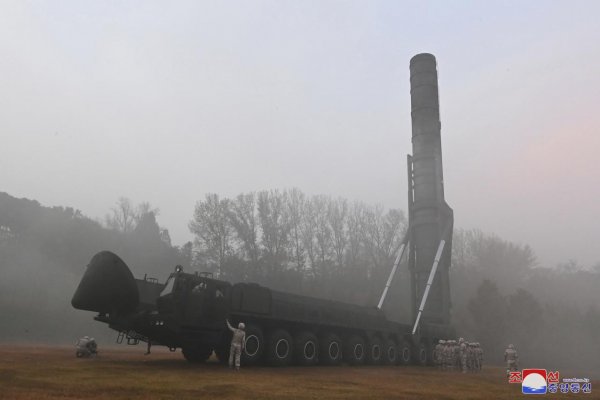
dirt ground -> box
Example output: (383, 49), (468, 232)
(0, 345), (597, 399)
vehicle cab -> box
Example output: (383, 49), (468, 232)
(157, 266), (231, 330)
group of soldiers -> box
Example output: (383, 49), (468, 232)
(433, 337), (483, 373)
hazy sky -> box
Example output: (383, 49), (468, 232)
(1, 0), (599, 268)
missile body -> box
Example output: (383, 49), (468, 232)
(408, 53), (453, 326)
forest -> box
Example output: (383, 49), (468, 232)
(0, 190), (598, 370)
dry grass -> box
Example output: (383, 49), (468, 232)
(0, 345), (596, 399)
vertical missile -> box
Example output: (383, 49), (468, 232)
(408, 54), (453, 326)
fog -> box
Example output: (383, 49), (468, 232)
(0, 0), (599, 376)
(1, 1), (599, 268)
(1, 190), (599, 376)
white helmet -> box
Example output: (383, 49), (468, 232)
(508, 344), (514, 349)
(238, 322), (245, 330)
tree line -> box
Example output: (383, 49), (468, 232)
(450, 229), (600, 368)
(187, 190), (600, 369)
(0, 189), (598, 372)
(188, 189), (406, 306)
(0, 192), (185, 342)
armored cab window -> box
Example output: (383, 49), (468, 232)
(192, 282), (207, 293)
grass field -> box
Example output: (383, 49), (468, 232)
(0, 345), (596, 399)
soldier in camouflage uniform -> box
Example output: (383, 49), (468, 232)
(448, 340), (458, 371)
(446, 340), (452, 370)
(504, 344), (518, 376)
(458, 338), (468, 373)
(445, 341), (451, 369)
(471, 343), (479, 371)
(473, 342), (479, 371)
(442, 340), (451, 370)
(434, 340), (445, 369)
(477, 343), (484, 370)
(466, 342), (473, 371)
(454, 341), (461, 370)
(226, 319), (246, 370)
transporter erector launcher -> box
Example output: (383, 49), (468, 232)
(72, 53), (454, 366)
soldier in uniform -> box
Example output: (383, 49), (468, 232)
(226, 319), (246, 370)
(471, 343), (479, 371)
(458, 338), (468, 373)
(434, 340), (445, 369)
(476, 343), (483, 371)
(449, 340), (458, 371)
(454, 340), (461, 370)
(466, 342), (473, 371)
(468, 342), (477, 372)
(445, 340), (452, 371)
(504, 344), (519, 376)
(442, 340), (451, 370)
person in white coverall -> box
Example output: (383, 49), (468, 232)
(226, 319), (245, 370)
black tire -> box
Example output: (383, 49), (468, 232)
(414, 342), (428, 366)
(266, 329), (294, 367)
(242, 324), (265, 366)
(344, 335), (365, 366)
(382, 339), (397, 365)
(294, 331), (319, 366)
(398, 340), (411, 365)
(319, 333), (342, 366)
(182, 345), (212, 363)
(366, 337), (383, 365)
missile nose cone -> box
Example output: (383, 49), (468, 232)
(71, 251), (139, 314)
(410, 53), (436, 65)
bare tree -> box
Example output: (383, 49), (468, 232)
(105, 198), (161, 234)
(361, 205), (386, 273)
(313, 195), (333, 277)
(105, 197), (136, 233)
(228, 192), (260, 277)
(301, 197), (318, 278)
(136, 202), (160, 222)
(347, 201), (367, 270)
(382, 209), (406, 258)
(257, 190), (291, 275)
(189, 194), (232, 277)
(361, 206), (405, 278)
(287, 188), (306, 273)
(328, 197), (348, 271)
